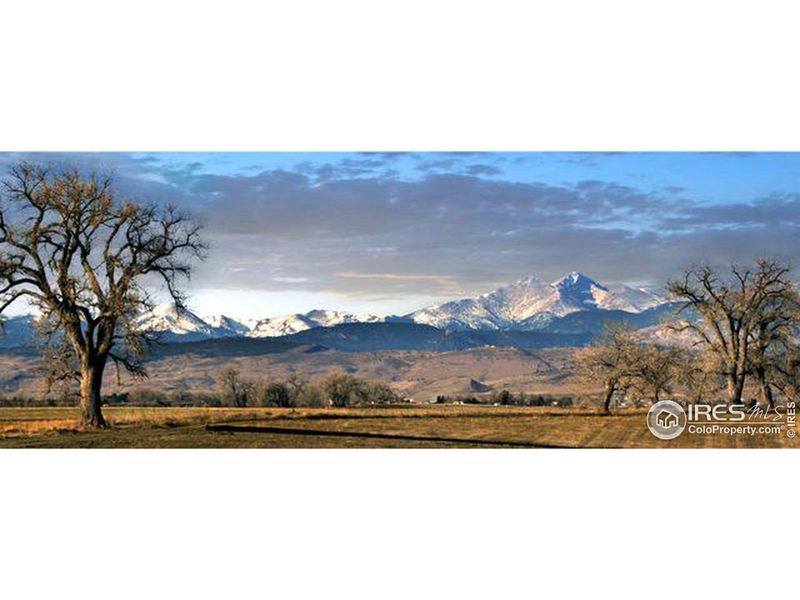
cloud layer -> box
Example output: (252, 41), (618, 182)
(1, 152), (798, 312)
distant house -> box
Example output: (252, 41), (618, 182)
(656, 410), (678, 429)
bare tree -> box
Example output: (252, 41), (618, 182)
(630, 345), (684, 403)
(747, 287), (800, 408)
(675, 349), (724, 405)
(323, 372), (364, 407)
(256, 380), (292, 408)
(575, 323), (639, 413)
(772, 345), (800, 404)
(355, 380), (400, 404)
(216, 366), (252, 407)
(667, 259), (796, 404)
(0, 163), (204, 427)
(285, 368), (308, 401)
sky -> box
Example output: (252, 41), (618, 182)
(1, 152), (799, 319)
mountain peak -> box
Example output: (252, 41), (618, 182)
(205, 314), (250, 336)
(552, 272), (604, 290)
(408, 271), (666, 331)
(147, 301), (206, 320)
(135, 302), (217, 341)
(149, 302), (181, 317)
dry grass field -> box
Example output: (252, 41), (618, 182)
(0, 405), (796, 448)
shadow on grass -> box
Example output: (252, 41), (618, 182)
(219, 409), (631, 425)
(205, 423), (584, 448)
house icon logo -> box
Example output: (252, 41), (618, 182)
(656, 410), (678, 429)
(647, 400), (687, 440)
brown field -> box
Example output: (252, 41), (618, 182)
(0, 405), (797, 448)
(0, 346), (579, 400)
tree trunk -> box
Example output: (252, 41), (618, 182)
(756, 366), (775, 409)
(726, 371), (745, 405)
(603, 381), (616, 414)
(79, 359), (107, 428)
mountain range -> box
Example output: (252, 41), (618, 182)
(132, 305), (387, 341)
(407, 272), (663, 331)
(0, 272), (672, 349)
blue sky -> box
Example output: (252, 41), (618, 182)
(132, 151), (800, 204)
(2, 152), (799, 319)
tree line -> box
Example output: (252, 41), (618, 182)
(215, 367), (402, 408)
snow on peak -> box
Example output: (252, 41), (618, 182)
(549, 272), (608, 312)
(303, 309), (382, 327)
(592, 283), (665, 312)
(552, 271), (605, 291)
(135, 304), (387, 340)
(138, 303), (207, 331)
(204, 314), (250, 337)
(135, 303), (219, 340)
(248, 313), (314, 337)
(122, 273), (668, 341)
(248, 309), (384, 338)
(408, 272), (667, 331)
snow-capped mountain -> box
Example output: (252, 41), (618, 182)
(591, 282), (665, 312)
(247, 309), (383, 338)
(305, 309), (383, 327)
(132, 304), (386, 340)
(247, 313), (317, 337)
(203, 314), (250, 337)
(407, 272), (665, 331)
(135, 303), (222, 341)
(0, 273), (669, 348)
